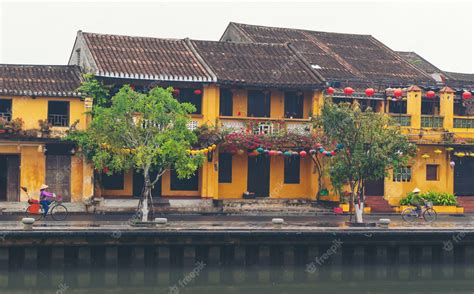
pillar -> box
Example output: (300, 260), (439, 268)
(439, 87), (455, 131)
(311, 90), (324, 116)
(406, 85), (422, 129)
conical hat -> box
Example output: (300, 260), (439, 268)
(40, 184), (49, 190)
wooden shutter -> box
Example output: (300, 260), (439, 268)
(6, 155), (20, 201)
(46, 155), (71, 202)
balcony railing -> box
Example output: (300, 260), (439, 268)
(0, 112), (11, 122)
(421, 115), (444, 128)
(389, 114), (411, 127)
(48, 114), (69, 127)
(219, 117), (311, 135)
(454, 117), (474, 129)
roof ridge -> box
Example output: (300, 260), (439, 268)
(81, 31), (183, 42)
(184, 39), (217, 82)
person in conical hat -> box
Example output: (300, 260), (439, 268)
(410, 188), (424, 218)
(39, 184), (54, 216)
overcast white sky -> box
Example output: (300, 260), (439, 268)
(0, 0), (473, 73)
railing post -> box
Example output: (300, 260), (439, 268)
(439, 87), (455, 131)
(407, 85), (422, 130)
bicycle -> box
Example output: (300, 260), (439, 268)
(401, 200), (437, 223)
(23, 187), (68, 221)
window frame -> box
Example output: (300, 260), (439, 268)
(219, 88), (233, 116)
(0, 99), (12, 121)
(102, 172), (125, 190)
(178, 88), (202, 115)
(284, 157), (301, 184)
(284, 91), (304, 119)
(47, 101), (70, 127)
(247, 90), (271, 118)
(170, 169), (199, 191)
(426, 164), (439, 181)
(218, 153), (233, 183)
(393, 166), (412, 182)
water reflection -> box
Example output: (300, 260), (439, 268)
(1, 263), (474, 294)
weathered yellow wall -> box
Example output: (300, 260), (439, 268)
(4, 96), (88, 130)
(161, 169), (201, 197)
(218, 154), (248, 198)
(385, 146), (452, 206)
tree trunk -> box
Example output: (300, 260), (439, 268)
(141, 171), (151, 222)
(354, 184), (364, 224)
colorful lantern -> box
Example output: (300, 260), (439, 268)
(450, 161), (456, 168)
(393, 88), (403, 97)
(277, 151), (283, 156)
(326, 87), (335, 95)
(268, 150), (277, 156)
(462, 91), (472, 100)
(284, 151), (292, 157)
(434, 149), (442, 154)
(315, 143), (322, 149)
(421, 153), (430, 159)
(343, 87), (354, 96)
(426, 90), (436, 99)
(237, 149), (245, 155)
(336, 143), (344, 150)
(309, 149), (317, 155)
(330, 151), (336, 156)
(194, 89), (202, 95)
(256, 147), (264, 153)
(365, 88), (375, 97)
(299, 150), (307, 157)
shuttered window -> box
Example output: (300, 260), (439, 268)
(170, 169), (199, 191)
(218, 153), (232, 183)
(284, 158), (300, 184)
(102, 172), (125, 190)
(426, 164), (439, 181)
(219, 89), (233, 116)
(284, 92), (304, 119)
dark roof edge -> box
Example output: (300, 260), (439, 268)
(184, 39), (217, 82)
(220, 22), (256, 42)
(286, 42), (326, 85)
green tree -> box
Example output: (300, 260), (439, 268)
(77, 73), (110, 107)
(69, 85), (204, 221)
(316, 101), (416, 223)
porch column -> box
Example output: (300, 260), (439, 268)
(311, 90), (324, 116)
(439, 87), (455, 131)
(406, 85), (422, 129)
(202, 84), (220, 126)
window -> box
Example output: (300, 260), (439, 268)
(219, 89), (233, 116)
(359, 99), (378, 112)
(388, 100), (407, 114)
(284, 158), (300, 184)
(48, 101), (70, 127)
(393, 166), (412, 182)
(284, 92), (304, 118)
(421, 98), (439, 115)
(102, 172), (124, 190)
(248, 90), (271, 117)
(218, 153), (232, 183)
(178, 88), (202, 115)
(426, 164), (439, 181)
(170, 169), (199, 191)
(0, 99), (12, 121)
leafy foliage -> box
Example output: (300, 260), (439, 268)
(315, 101), (416, 221)
(76, 73), (110, 107)
(400, 191), (457, 206)
(68, 84), (204, 220)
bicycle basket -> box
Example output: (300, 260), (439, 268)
(425, 201), (433, 208)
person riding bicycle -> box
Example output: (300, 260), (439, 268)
(410, 188), (426, 218)
(39, 184), (55, 216)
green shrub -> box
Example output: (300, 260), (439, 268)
(399, 191), (457, 206)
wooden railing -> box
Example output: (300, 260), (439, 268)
(389, 114), (411, 127)
(421, 115), (444, 128)
(219, 117), (311, 135)
(454, 117), (474, 129)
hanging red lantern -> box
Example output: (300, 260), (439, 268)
(102, 167), (110, 174)
(172, 88), (180, 96)
(343, 87), (354, 95)
(299, 150), (307, 157)
(194, 89), (202, 95)
(330, 150), (336, 156)
(462, 91), (472, 100)
(365, 88), (375, 97)
(393, 88), (403, 97)
(426, 90), (436, 99)
(326, 87), (335, 95)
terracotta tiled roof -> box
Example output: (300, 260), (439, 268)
(444, 71), (474, 84)
(222, 23), (435, 85)
(81, 32), (215, 82)
(397, 51), (444, 76)
(0, 64), (82, 97)
(190, 40), (324, 88)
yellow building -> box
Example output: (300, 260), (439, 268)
(68, 27), (474, 212)
(0, 64), (93, 203)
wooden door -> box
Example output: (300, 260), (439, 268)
(454, 157), (474, 196)
(247, 156), (270, 197)
(46, 155), (71, 202)
(6, 155), (20, 201)
(364, 178), (384, 196)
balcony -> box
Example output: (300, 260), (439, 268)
(421, 115), (444, 128)
(389, 114), (411, 127)
(0, 112), (11, 122)
(219, 117), (311, 135)
(48, 114), (69, 127)
(454, 117), (474, 129)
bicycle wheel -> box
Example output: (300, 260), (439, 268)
(26, 205), (44, 221)
(51, 204), (68, 221)
(423, 208), (437, 223)
(401, 207), (418, 223)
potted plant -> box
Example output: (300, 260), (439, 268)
(0, 117), (7, 134)
(38, 119), (51, 136)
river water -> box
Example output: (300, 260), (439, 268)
(1, 263), (474, 294)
